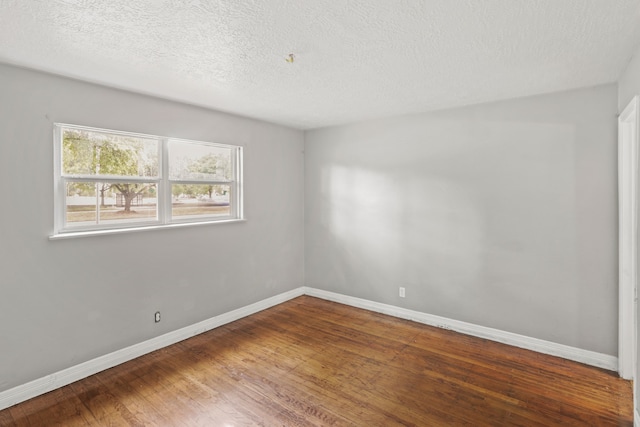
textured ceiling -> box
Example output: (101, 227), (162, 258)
(1, 0), (640, 129)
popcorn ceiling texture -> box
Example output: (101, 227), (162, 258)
(0, 0), (639, 129)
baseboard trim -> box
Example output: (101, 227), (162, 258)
(0, 287), (304, 411)
(0, 285), (620, 412)
(303, 287), (618, 372)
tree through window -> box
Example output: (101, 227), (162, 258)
(54, 124), (243, 235)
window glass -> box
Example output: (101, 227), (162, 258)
(54, 124), (243, 236)
(65, 182), (157, 228)
(62, 129), (158, 177)
(168, 140), (232, 181)
(171, 184), (231, 219)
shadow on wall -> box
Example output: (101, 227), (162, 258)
(314, 119), (579, 343)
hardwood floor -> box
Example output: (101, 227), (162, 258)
(0, 296), (633, 426)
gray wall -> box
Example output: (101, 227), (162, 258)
(618, 43), (640, 415)
(0, 63), (304, 392)
(0, 59), (623, 395)
(619, 46), (640, 114)
(305, 84), (618, 355)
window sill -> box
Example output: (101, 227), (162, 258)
(49, 218), (246, 240)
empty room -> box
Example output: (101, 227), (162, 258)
(1, 0), (640, 425)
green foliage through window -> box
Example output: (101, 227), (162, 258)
(55, 124), (242, 234)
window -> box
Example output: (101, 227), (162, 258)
(53, 124), (243, 236)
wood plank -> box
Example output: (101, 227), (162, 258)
(0, 296), (632, 426)
(0, 407), (15, 427)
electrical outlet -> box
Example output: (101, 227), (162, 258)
(154, 311), (161, 323)
(399, 287), (406, 298)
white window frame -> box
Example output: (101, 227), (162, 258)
(52, 124), (244, 238)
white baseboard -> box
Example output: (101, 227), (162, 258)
(303, 287), (618, 372)
(0, 285), (620, 412)
(0, 287), (305, 411)
(635, 408), (639, 427)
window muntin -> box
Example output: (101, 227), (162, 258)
(54, 124), (243, 235)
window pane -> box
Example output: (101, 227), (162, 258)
(62, 128), (158, 177)
(65, 182), (158, 227)
(65, 182), (97, 224)
(168, 140), (232, 181)
(171, 184), (230, 219)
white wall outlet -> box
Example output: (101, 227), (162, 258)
(399, 287), (406, 298)
(154, 311), (161, 323)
